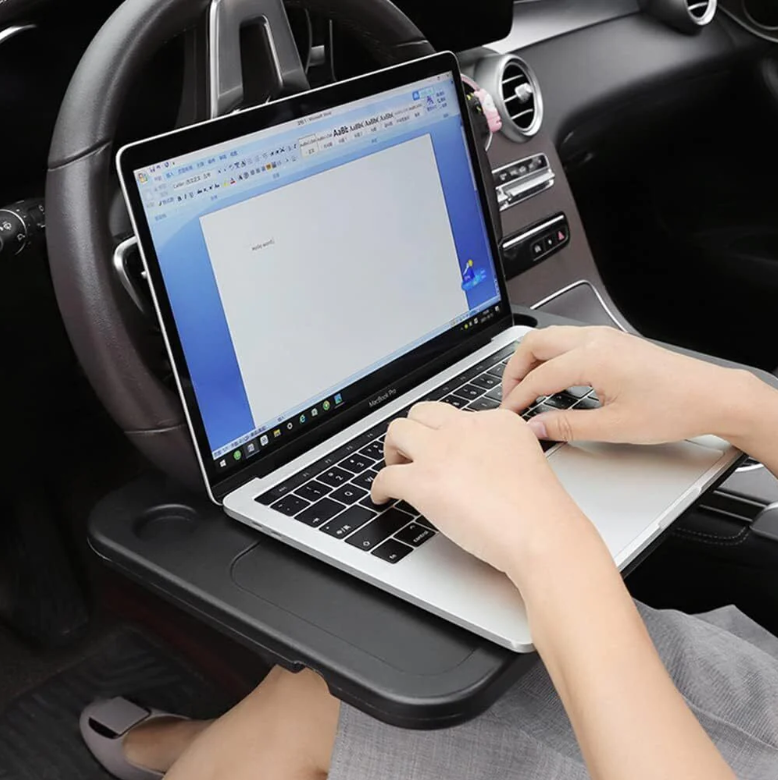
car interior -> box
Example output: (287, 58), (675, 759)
(3, 0), (778, 773)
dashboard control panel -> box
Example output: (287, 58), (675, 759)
(492, 153), (555, 212)
(501, 213), (570, 278)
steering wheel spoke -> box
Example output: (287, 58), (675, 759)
(208, 0), (310, 117)
(113, 236), (155, 318)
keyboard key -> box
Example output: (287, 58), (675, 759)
(441, 394), (468, 409)
(360, 495), (394, 512)
(426, 381), (460, 401)
(359, 441), (384, 460)
(523, 404), (554, 419)
(296, 466), (324, 484)
(494, 342), (520, 361)
(575, 397), (601, 410)
(348, 426), (382, 451)
(324, 443), (354, 463)
(295, 481), (332, 502)
(307, 452), (347, 476)
(471, 373), (500, 390)
(319, 467), (352, 487)
(395, 522), (435, 547)
(543, 393), (577, 410)
(396, 500), (419, 516)
(346, 508), (412, 551)
(565, 385), (593, 399)
(372, 539), (414, 564)
(486, 362), (506, 379)
(485, 386), (502, 402)
(467, 397), (500, 412)
(320, 505), (376, 539)
(270, 494), (310, 516)
(416, 516), (437, 531)
(451, 366), (483, 387)
(456, 384), (485, 400)
(330, 484), (367, 504)
(351, 469), (379, 490)
(340, 454), (374, 474)
(296, 497), (344, 527)
(255, 479), (299, 506)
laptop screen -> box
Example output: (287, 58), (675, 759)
(123, 57), (507, 488)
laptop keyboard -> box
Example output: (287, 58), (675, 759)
(255, 342), (601, 564)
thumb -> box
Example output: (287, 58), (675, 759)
(526, 409), (608, 443)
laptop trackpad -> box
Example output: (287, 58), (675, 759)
(549, 439), (727, 562)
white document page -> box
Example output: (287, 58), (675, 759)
(200, 134), (468, 427)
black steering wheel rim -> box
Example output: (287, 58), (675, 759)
(46, 0), (434, 489)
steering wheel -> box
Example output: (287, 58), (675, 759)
(45, 0), (434, 489)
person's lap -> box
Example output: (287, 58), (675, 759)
(81, 601), (778, 780)
(328, 603), (778, 780)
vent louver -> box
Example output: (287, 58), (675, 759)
(495, 57), (543, 142)
(686, 0), (717, 24)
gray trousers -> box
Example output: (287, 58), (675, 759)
(330, 603), (778, 779)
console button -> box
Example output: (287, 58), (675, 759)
(530, 240), (544, 259)
(494, 169), (512, 186)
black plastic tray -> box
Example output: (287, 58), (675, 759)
(90, 472), (538, 729)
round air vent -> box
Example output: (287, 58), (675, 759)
(474, 55), (543, 143)
(643, 0), (717, 32)
(686, 0), (718, 24)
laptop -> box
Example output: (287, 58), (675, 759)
(117, 52), (740, 652)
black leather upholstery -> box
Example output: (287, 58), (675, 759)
(46, 0), (433, 488)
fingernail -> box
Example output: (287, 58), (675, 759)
(527, 418), (548, 440)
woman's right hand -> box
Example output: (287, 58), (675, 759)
(500, 326), (755, 446)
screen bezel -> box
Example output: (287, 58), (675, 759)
(117, 51), (512, 500)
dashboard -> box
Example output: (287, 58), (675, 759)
(721, 0), (778, 42)
(442, 0), (772, 320)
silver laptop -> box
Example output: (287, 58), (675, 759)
(117, 52), (741, 652)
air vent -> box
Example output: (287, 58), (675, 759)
(474, 55), (544, 142)
(642, 0), (716, 32)
(686, 0), (717, 24)
(499, 58), (543, 141)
